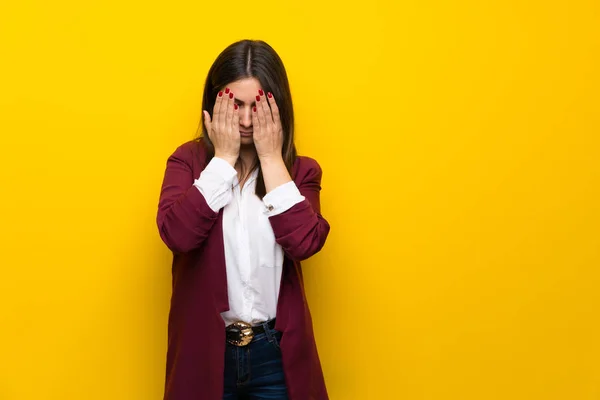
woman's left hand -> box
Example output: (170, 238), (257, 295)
(252, 90), (283, 160)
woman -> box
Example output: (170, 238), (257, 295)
(157, 40), (331, 400)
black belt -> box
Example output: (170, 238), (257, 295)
(226, 319), (277, 346)
(252, 319), (276, 334)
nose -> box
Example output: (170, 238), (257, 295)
(240, 106), (252, 128)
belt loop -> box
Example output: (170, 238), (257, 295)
(263, 319), (275, 343)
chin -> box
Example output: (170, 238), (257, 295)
(240, 137), (254, 146)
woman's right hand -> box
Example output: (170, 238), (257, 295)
(203, 88), (240, 167)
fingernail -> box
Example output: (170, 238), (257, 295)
(258, 89), (264, 96)
(267, 92), (273, 98)
(234, 104), (238, 110)
(253, 106), (257, 112)
(256, 95), (260, 102)
(225, 88), (230, 94)
(218, 91), (223, 97)
(229, 92), (234, 99)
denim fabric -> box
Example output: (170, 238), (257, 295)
(223, 321), (288, 399)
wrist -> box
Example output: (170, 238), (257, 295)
(258, 153), (284, 164)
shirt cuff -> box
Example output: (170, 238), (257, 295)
(263, 181), (306, 216)
(205, 157), (238, 181)
(193, 157), (237, 212)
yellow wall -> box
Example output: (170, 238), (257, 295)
(1, 0), (599, 399)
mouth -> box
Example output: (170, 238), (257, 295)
(240, 131), (253, 137)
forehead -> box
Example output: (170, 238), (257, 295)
(226, 78), (262, 101)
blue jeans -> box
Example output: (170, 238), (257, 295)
(223, 322), (288, 399)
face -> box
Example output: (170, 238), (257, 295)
(224, 77), (263, 146)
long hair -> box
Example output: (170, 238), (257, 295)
(196, 40), (297, 199)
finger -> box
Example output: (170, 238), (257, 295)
(266, 92), (281, 128)
(225, 90), (234, 130)
(256, 94), (267, 127)
(258, 90), (272, 126)
(252, 104), (259, 134)
(203, 110), (212, 135)
(232, 103), (239, 133)
(213, 89), (225, 128)
(217, 87), (232, 127)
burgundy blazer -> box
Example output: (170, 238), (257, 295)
(156, 139), (331, 400)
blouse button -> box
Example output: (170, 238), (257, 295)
(266, 204), (274, 211)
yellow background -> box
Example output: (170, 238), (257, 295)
(1, 0), (599, 399)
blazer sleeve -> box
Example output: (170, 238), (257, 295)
(268, 157), (331, 261)
(156, 143), (219, 254)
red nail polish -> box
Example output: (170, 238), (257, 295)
(234, 104), (238, 110)
(253, 106), (257, 112)
(258, 89), (264, 96)
(225, 88), (230, 94)
(267, 92), (273, 98)
(218, 91), (223, 97)
(229, 92), (234, 99)
(256, 95), (260, 102)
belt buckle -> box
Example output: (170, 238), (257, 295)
(226, 321), (254, 346)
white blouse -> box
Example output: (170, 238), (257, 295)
(193, 157), (305, 327)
